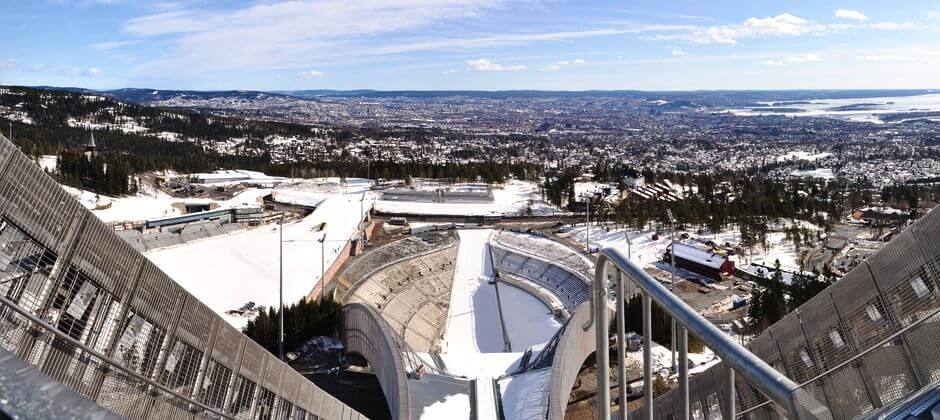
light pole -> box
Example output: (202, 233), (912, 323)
(278, 212), (285, 361)
(626, 230), (632, 261)
(359, 193), (366, 250)
(666, 209), (677, 373)
(318, 233), (326, 301)
(584, 195), (592, 253)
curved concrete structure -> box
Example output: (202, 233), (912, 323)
(341, 303), (412, 420)
(346, 245), (457, 352)
(548, 302), (598, 420)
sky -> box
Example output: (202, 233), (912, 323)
(1, 0), (939, 91)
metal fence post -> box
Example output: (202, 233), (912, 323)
(643, 292), (653, 420)
(727, 368), (735, 419)
(679, 327), (689, 420)
(617, 271), (628, 417)
(595, 260), (611, 420)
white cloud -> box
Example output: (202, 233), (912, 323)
(649, 13), (820, 45)
(90, 40), (140, 51)
(540, 58), (587, 71)
(118, 0), (698, 78)
(296, 70), (324, 78)
(671, 48), (687, 56)
(0, 58), (15, 69)
(786, 53), (823, 63)
(121, 0), (531, 75)
(857, 55), (915, 61)
(759, 54), (823, 66)
(834, 9), (868, 22)
(62, 66), (103, 77)
(647, 12), (914, 46)
(467, 58), (525, 72)
(869, 22), (915, 30)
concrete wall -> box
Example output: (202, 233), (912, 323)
(341, 303), (411, 420)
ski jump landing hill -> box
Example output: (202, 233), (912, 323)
(339, 228), (604, 420)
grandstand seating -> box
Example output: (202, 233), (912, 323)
(346, 246), (457, 352)
(115, 221), (245, 253)
(492, 231), (593, 279)
(337, 234), (454, 300)
(490, 236), (591, 311)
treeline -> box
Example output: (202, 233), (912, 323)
(54, 150), (137, 196)
(545, 166), (857, 237)
(619, 294), (705, 353)
(243, 297), (343, 356)
(270, 159), (541, 183)
(0, 86), (320, 142)
(2, 85), (547, 188)
(748, 260), (836, 332)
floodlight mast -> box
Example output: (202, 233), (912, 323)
(666, 209), (677, 373)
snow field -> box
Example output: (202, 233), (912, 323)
(145, 191), (373, 329)
(498, 284), (563, 352)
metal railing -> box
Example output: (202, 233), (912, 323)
(0, 293), (231, 419)
(737, 305), (940, 417)
(589, 246), (832, 420)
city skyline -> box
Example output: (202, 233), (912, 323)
(1, 0), (939, 91)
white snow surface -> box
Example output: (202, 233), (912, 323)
(624, 340), (718, 376)
(499, 284), (562, 351)
(375, 180), (563, 216)
(499, 369), (551, 420)
(145, 192), (373, 329)
(61, 185), (184, 223)
(419, 393), (472, 420)
(569, 225), (672, 268)
(438, 353), (525, 379)
(776, 151), (833, 163)
(442, 230), (505, 354)
(39, 155), (57, 172)
(790, 168), (835, 180)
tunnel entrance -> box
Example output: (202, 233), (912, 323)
(305, 369), (391, 420)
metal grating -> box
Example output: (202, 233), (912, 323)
(0, 152), (84, 253)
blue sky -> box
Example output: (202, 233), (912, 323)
(1, 0), (939, 90)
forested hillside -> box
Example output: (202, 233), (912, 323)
(0, 86), (538, 195)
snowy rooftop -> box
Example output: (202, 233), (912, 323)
(375, 180), (562, 217)
(670, 242), (728, 270)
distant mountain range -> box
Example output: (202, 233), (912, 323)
(19, 85), (940, 107)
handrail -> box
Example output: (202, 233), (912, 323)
(736, 305), (940, 417)
(593, 246), (820, 418)
(0, 294), (233, 419)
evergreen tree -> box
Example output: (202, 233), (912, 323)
(748, 260), (788, 332)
